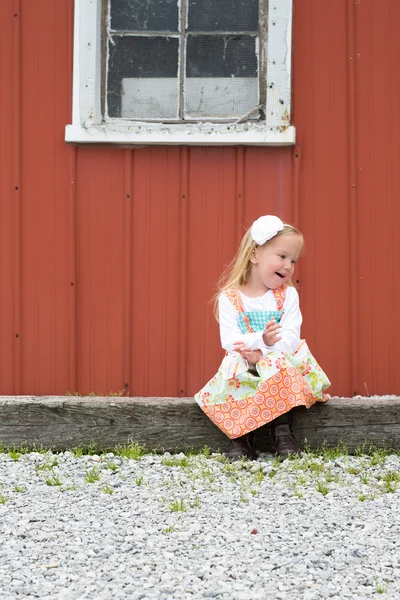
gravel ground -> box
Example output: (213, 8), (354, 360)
(0, 448), (399, 600)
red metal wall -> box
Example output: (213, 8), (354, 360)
(1, 0), (399, 397)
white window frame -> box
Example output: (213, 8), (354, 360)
(65, 0), (295, 146)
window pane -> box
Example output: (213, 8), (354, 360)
(110, 0), (179, 32)
(188, 0), (259, 32)
(186, 35), (257, 78)
(107, 36), (179, 118)
(185, 36), (258, 118)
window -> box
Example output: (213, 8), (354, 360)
(65, 0), (295, 145)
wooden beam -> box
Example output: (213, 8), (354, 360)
(0, 396), (399, 453)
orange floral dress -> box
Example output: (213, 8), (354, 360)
(195, 285), (330, 439)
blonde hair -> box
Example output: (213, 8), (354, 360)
(214, 223), (304, 319)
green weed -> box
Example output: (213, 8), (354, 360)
(374, 579), (388, 594)
(162, 456), (190, 468)
(316, 481), (329, 496)
(115, 441), (147, 461)
(105, 461), (118, 472)
(45, 475), (62, 487)
(252, 470), (265, 484)
(162, 525), (177, 533)
(293, 488), (304, 499)
(370, 449), (387, 467)
(70, 443), (99, 458)
(168, 498), (187, 512)
(13, 485), (26, 493)
(85, 467), (100, 483)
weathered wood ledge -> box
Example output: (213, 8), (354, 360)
(0, 396), (399, 453)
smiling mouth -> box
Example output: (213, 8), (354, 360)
(275, 272), (285, 278)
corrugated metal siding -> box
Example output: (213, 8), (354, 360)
(1, 0), (399, 397)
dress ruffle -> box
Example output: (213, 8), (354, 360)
(195, 340), (330, 439)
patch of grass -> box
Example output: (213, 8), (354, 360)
(307, 461), (325, 474)
(295, 473), (308, 486)
(293, 487), (304, 499)
(8, 448), (22, 461)
(0, 494), (8, 504)
(382, 480), (398, 494)
(199, 467), (216, 483)
(252, 470), (265, 484)
(45, 474), (62, 487)
(162, 456), (190, 468)
(191, 496), (200, 509)
(214, 454), (229, 464)
(115, 441), (147, 461)
(183, 446), (212, 458)
(316, 481), (329, 496)
(302, 441), (349, 461)
(383, 470), (400, 484)
(360, 474), (370, 485)
(168, 498), (187, 512)
(268, 469), (277, 478)
(70, 443), (99, 458)
(370, 449), (387, 467)
(35, 457), (59, 473)
(13, 485), (26, 493)
(272, 456), (282, 468)
(0, 442), (47, 458)
(135, 476), (144, 486)
(162, 525), (177, 533)
(61, 485), (77, 492)
(319, 441), (349, 460)
(85, 467), (100, 483)
(346, 466), (362, 475)
(374, 579), (388, 594)
(105, 461), (118, 472)
(324, 471), (340, 484)
(103, 483), (114, 495)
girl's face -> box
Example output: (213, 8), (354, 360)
(251, 233), (303, 290)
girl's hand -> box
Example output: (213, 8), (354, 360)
(262, 318), (282, 346)
(233, 341), (262, 366)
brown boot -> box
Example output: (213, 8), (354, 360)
(225, 432), (255, 461)
(271, 411), (299, 461)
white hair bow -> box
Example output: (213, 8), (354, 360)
(250, 215), (284, 245)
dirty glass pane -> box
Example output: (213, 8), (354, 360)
(188, 0), (259, 32)
(110, 0), (179, 32)
(107, 36), (179, 118)
(185, 35), (258, 118)
(186, 35), (257, 78)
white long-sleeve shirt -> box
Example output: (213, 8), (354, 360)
(219, 286), (302, 356)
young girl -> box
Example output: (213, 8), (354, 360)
(195, 215), (330, 461)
